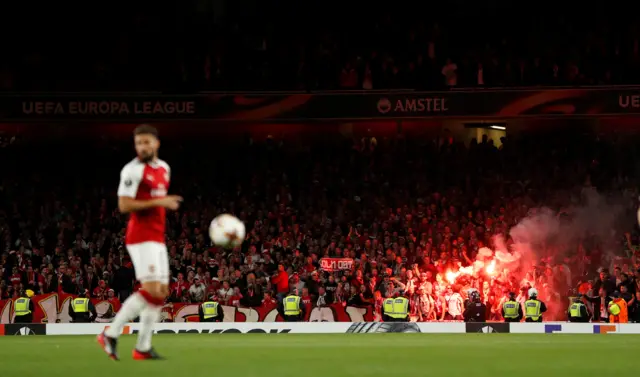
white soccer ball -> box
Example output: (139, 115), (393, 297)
(209, 214), (246, 249)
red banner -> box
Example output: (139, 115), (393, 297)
(0, 293), (376, 323)
(319, 258), (354, 272)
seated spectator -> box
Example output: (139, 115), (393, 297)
(189, 278), (207, 303)
(217, 281), (234, 305)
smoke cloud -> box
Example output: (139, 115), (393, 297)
(505, 190), (627, 267)
(444, 188), (632, 319)
(467, 190), (630, 319)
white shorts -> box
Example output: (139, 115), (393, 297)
(126, 241), (170, 284)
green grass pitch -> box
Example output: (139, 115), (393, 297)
(0, 334), (636, 377)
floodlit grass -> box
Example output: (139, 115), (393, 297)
(0, 334), (636, 377)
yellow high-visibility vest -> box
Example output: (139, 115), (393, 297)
(383, 298), (395, 316)
(502, 300), (519, 319)
(389, 297), (409, 319)
(524, 300), (541, 321)
(609, 301), (621, 316)
(14, 298), (31, 316)
(202, 301), (219, 319)
(72, 298), (89, 313)
(283, 295), (301, 316)
(569, 303), (584, 318)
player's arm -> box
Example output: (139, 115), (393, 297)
(119, 195), (182, 214)
(117, 165), (181, 213)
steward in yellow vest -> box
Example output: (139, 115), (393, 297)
(382, 296), (395, 322)
(386, 295), (410, 322)
(501, 292), (523, 322)
(608, 291), (628, 323)
(68, 290), (97, 323)
(567, 295), (589, 322)
(524, 288), (547, 323)
(199, 298), (224, 322)
(278, 289), (305, 322)
(14, 290), (35, 324)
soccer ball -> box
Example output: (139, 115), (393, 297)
(209, 214), (246, 249)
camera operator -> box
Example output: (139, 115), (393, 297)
(463, 290), (486, 322)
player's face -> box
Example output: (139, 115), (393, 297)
(134, 133), (159, 163)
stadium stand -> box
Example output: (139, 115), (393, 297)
(1, 128), (639, 322)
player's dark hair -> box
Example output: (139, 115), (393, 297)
(133, 124), (159, 138)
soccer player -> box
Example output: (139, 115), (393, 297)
(97, 124), (182, 361)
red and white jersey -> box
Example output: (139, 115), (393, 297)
(117, 158), (171, 245)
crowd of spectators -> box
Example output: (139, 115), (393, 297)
(3, 4), (640, 91)
(1, 127), (640, 322)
